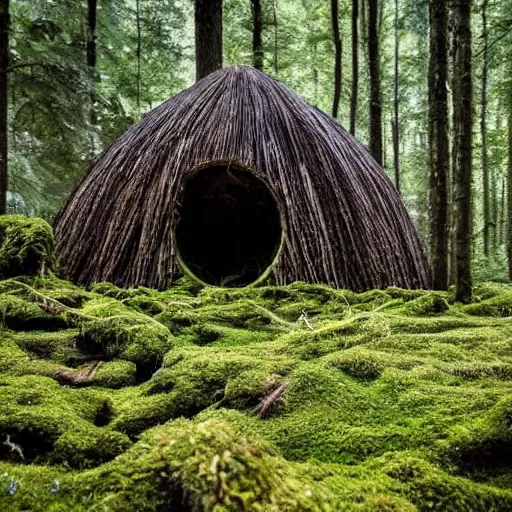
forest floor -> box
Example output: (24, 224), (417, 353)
(0, 274), (512, 511)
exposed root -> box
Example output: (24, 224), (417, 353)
(54, 361), (101, 387)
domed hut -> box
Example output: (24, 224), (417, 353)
(55, 65), (431, 291)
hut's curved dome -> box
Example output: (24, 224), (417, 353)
(55, 65), (431, 291)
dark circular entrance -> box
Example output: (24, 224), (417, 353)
(176, 165), (282, 287)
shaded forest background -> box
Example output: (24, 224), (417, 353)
(2, 0), (512, 284)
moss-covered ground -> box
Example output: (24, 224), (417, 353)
(0, 274), (512, 510)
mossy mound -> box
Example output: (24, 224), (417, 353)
(0, 215), (55, 278)
(0, 259), (511, 510)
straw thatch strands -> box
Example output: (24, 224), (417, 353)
(55, 65), (431, 291)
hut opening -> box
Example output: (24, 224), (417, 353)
(175, 164), (282, 287)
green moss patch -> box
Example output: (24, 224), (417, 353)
(0, 247), (512, 510)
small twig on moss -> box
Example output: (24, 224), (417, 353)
(3, 435), (24, 460)
(297, 309), (315, 331)
(254, 380), (291, 418)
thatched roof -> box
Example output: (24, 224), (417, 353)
(55, 65), (431, 291)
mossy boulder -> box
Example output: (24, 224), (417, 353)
(381, 454), (512, 511)
(445, 395), (512, 477)
(76, 419), (320, 511)
(0, 294), (66, 331)
(77, 298), (173, 380)
(404, 293), (450, 316)
(0, 216), (55, 279)
(464, 290), (512, 317)
(0, 375), (128, 468)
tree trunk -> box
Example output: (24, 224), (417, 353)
(195, 0), (223, 81)
(273, 0), (278, 74)
(452, 0), (473, 303)
(331, 0), (342, 119)
(428, 0), (449, 290)
(0, 0), (9, 215)
(350, 0), (358, 135)
(500, 177), (505, 247)
(136, 0), (141, 113)
(251, 0), (263, 71)
(393, 0), (400, 192)
(87, 0), (98, 157)
(508, 91), (512, 280)
(87, 0), (97, 70)
(447, 0), (456, 286)
(368, 0), (382, 165)
(481, 0), (489, 256)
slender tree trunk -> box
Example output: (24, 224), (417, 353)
(452, 0), (473, 302)
(428, 0), (449, 290)
(0, 0), (9, 215)
(331, 0), (342, 119)
(136, 0), (141, 113)
(500, 176), (505, 247)
(368, 0), (383, 165)
(392, 0), (400, 192)
(273, 0), (278, 75)
(447, 1), (457, 286)
(350, 0), (358, 134)
(508, 92), (512, 280)
(195, 0), (223, 81)
(251, 0), (263, 71)
(491, 165), (497, 251)
(87, 0), (97, 157)
(481, 0), (489, 256)
(87, 0), (97, 70)
(313, 41), (319, 103)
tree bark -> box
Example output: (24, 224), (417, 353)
(0, 0), (9, 215)
(136, 0), (141, 113)
(508, 90), (512, 280)
(500, 176), (505, 247)
(393, 0), (400, 192)
(452, 0), (473, 302)
(368, 0), (382, 166)
(273, 0), (278, 74)
(481, 0), (489, 256)
(331, 0), (342, 119)
(350, 0), (358, 135)
(195, 0), (223, 81)
(251, 0), (263, 71)
(87, 0), (98, 158)
(447, 0), (457, 286)
(87, 0), (97, 69)
(428, 0), (449, 290)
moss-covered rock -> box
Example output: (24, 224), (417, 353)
(403, 294), (450, 316)
(0, 216), (55, 279)
(0, 294), (66, 331)
(77, 419), (321, 511)
(93, 359), (138, 388)
(77, 298), (173, 380)
(463, 290), (512, 317)
(0, 375), (127, 468)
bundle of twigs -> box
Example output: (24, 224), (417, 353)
(55, 65), (431, 292)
